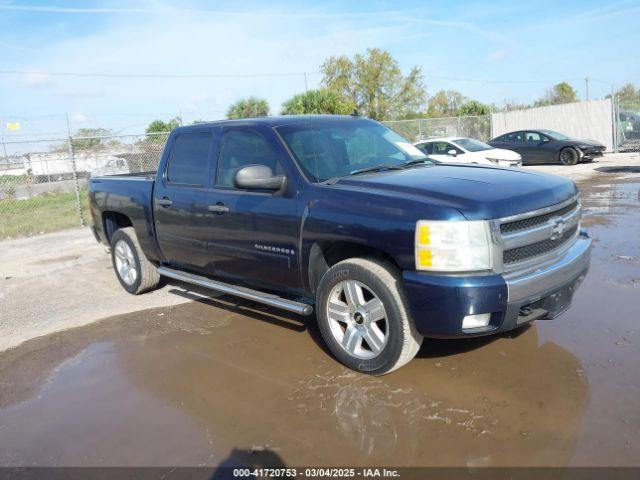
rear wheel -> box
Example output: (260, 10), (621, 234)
(110, 227), (160, 294)
(316, 258), (422, 375)
(559, 147), (579, 165)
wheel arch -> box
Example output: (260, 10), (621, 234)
(102, 211), (133, 243)
(558, 145), (580, 164)
(307, 240), (401, 296)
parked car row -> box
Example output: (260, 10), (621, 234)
(414, 129), (605, 167)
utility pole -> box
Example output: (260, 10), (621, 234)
(303, 72), (308, 93)
(611, 85), (619, 153)
(585, 77), (590, 102)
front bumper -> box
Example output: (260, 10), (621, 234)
(579, 148), (605, 160)
(402, 232), (592, 338)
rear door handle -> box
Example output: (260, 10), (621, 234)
(208, 204), (230, 213)
(157, 197), (173, 207)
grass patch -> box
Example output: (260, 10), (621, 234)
(0, 190), (89, 239)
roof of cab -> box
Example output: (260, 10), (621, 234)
(172, 114), (372, 133)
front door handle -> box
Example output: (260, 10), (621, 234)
(157, 197), (173, 207)
(208, 204), (230, 214)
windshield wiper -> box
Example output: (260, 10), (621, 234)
(349, 164), (403, 176)
(397, 158), (431, 168)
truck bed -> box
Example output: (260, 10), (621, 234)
(88, 174), (158, 258)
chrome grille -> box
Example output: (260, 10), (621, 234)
(498, 196), (581, 271)
(503, 225), (578, 264)
(500, 201), (578, 234)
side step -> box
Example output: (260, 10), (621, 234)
(157, 266), (314, 316)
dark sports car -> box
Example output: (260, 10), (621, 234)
(488, 129), (605, 165)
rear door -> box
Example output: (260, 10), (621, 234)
(206, 126), (303, 291)
(153, 129), (218, 270)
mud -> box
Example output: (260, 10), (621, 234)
(0, 172), (639, 467)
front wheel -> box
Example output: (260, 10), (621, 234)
(110, 227), (160, 294)
(559, 147), (579, 165)
(316, 258), (422, 375)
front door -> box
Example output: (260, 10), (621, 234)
(206, 126), (303, 292)
(154, 129), (218, 271)
(430, 141), (464, 163)
(521, 131), (552, 163)
(496, 131), (526, 162)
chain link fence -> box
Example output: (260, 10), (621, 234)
(383, 115), (492, 143)
(0, 132), (168, 239)
(616, 98), (640, 154)
(0, 101), (633, 240)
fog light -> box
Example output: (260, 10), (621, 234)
(462, 313), (491, 330)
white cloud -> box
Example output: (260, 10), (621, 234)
(22, 70), (54, 88)
(489, 49), (511, 62)
(70, 113), (89, 123)
(12, 7), (419, 116)
(3, 4), (517, 127)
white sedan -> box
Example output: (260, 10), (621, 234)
(414, 137), (522, 167)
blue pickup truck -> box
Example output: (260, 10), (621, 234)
(88, 115), (591, 374)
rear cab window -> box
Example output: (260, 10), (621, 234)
(166, 132), (213, 186)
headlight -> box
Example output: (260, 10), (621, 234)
(415, 220), (492, 272)
(485, 157), (500, 164)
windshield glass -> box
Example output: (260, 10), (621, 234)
(453, 138), (493, 152)
(276, 118), (431, 182)
(540, 130), (569, 140)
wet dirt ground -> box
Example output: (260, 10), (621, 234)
(0, 172), (638, 467)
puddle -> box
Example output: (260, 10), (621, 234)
(0, 175), (638, 467)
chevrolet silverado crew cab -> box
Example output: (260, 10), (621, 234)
(88, 115), (591, 375)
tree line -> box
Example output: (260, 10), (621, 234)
(136, 48), (639, 134)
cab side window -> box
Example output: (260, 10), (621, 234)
(166, 132), (212, 186)
(216, 130), (283, 188)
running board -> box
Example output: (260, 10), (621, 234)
(157, 266), (314, 316)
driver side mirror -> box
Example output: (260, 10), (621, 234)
(234, 164), (286, 191)
(447, 149), (458, 157)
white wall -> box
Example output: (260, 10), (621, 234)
(491, 99), (613, 151)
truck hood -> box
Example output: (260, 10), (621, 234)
(332, 164), (577, 220)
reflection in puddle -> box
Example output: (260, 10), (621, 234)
(0, 304), (589, 467)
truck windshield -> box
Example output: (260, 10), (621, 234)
(275, 118), (431, 183)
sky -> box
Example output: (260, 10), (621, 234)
(0, 0), (639, 140)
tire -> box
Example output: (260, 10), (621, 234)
(316, 258), (423, 375)
(559, 147), (579, 166)
(110, 227), (160, 294)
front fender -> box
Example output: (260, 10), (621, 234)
(298, 186), (465, 292)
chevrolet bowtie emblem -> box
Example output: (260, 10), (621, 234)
(549, 217), (566, 240)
